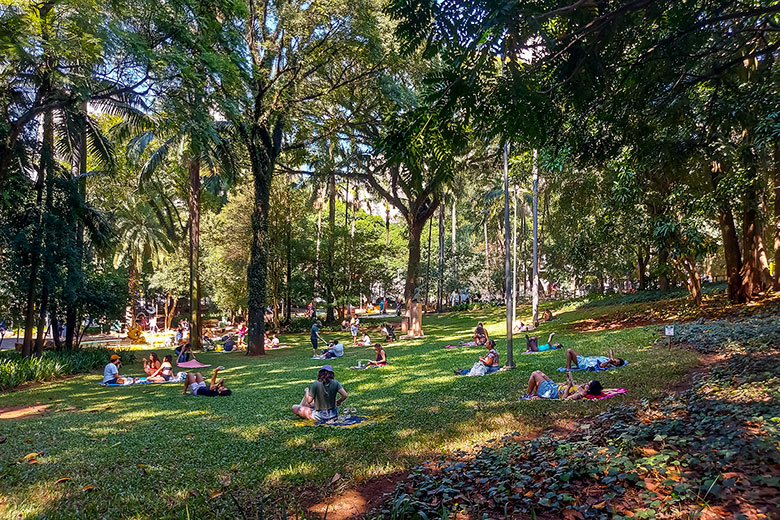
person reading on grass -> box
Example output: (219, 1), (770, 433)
(103, 355), (127, 385)
(291, 365), (348, 421)
(524, 370), (603, 400)
(473, 322), (490, 346)
(183, 366), (232, 396)
(455, 339), (500, 376)
(565, 348), (624, 371)
(147, 355), (174, 382)
(367, 343), (387, 366)
(142, 352), (161, 376)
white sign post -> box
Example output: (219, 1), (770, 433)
(664, 325), (675, 348)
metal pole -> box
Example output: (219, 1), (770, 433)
(512, 185), (517, 324)
(504, 141), (514, 368)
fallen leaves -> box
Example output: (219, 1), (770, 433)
(55, 478), (70, 484)
(82, 485), (96, 492)
(209, 490), (222, 499)
(330, 473), (341, 485)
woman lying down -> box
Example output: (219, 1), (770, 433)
(524, 370), (603, 400)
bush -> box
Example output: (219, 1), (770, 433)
(0, 348), (135, 391)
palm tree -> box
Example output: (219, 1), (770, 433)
(113, 197), (174, 327)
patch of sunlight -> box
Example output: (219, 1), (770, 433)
(267, 461), (317, 483)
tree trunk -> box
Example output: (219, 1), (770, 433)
(718, 206), (744, 301)
(404, 217), (426, 309)
(637, 249), (649, 291)
(66, 101), (88, 350)
(437, 203), (444, 312)
(286, 213), (292, 322)
(188, 154), (202, 351)
(50, 305), (63, 351)
(773, 142), (780, 289)
(325, 171), (336, 323)
(246, 130), (279, 356)
(531, 149), (539, 327)
(126, 260), (138, 327)
(424, 217), (433, 307)
(451, 199), (458, 303)
(740, 181), (774, 298)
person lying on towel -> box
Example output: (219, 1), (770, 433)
(102, 355), (127, 385)
(455, 339), (500, 376)
(292, 365), (348, 421)
(565, 348), (625, 371)
(367, 343), (387, 366)
(183, 366), (232, 396)
(525, 370), (602, 400)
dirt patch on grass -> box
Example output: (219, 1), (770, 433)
(305, 472), (408, 520)
(0, 404), (49, 420)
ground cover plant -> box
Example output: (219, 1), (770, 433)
(375, 319), (780, 519)
(0, 305), (698, 518)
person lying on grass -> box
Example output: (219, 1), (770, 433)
(565, 348), (625, 371)
(292, 365), (348, 421)
(103, 354), (127, 385)
(142, 352), (161, 376)
(525, 370), (603, 400)
(367, 343), (387, 366)
(455, 339), (500, 376)
(183, 366), (232, 396)
(147, 355), (174, 382)
(473, 322), (490, 346)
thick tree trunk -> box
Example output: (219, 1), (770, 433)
(437, 203), (444, 312)
(718, 206), (744, 301)
(325, 171), (336, 323)
(424, 217), (433, 307)
(66, 101), (88, 350)
(404, 218), (426, 309)
(246, 134), (278, 356)
(740, 183), (773, 298)
(773, 142), (780, 289)
(188, 155), (202, 350)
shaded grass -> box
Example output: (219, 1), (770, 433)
(0, 305), (698, 519)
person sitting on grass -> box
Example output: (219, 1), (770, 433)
(222, 334), (237, 352)
(103, 355), (127, 385)
(174, 341), (195, 363)
(147, 355), (174, 382)
(524, 370), (603, 400)
(565, 348), (625, 371)
(473, 322), (490, 346)
(183, 366), (231, 396)
(367, 343), (387, 366)
(359, 332), (372, 346)
(142, 352), (162, 376)
(270, 333), (281, 348)
(291, 365), (348, 421)
(455, 339), (500, 376)
(512, 319), (529, 333)
(381, 323), (396, 342)
(317, 340), (344, 359)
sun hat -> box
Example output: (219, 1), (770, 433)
(321, 365), (333, 372)
(110, 354), (121, 361)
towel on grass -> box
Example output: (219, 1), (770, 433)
(520, 388), (627, 400)
(557, 361), (629, 372)
(100, 373), (186, 387)
(176, 360), (211, 369)
(294, 413), (392, 429)
(349, 363), (387, 370)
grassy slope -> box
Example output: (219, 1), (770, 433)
(0, 304), (698, 519)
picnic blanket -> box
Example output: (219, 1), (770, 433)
(522, 345), (561, 354)
(557, 361), (629, 372)
(176, 360), (211, 369)
(520, 388), (627, 400)
(100, 373), (186, 387)
(349, 363), (387, 370)
(294, 413), (393, 429)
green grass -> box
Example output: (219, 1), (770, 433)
(0, 305), (699, 519)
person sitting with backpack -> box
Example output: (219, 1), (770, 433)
(455, 339), (500, 376)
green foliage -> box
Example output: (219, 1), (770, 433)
(0, 349), (135, 391)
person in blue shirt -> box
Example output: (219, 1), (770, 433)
(310, 321), (324, 357)
(102, 355), (127, 385)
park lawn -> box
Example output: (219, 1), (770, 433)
(0, 306), (698, 519)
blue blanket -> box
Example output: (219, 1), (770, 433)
(557, 360), (628, 372)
